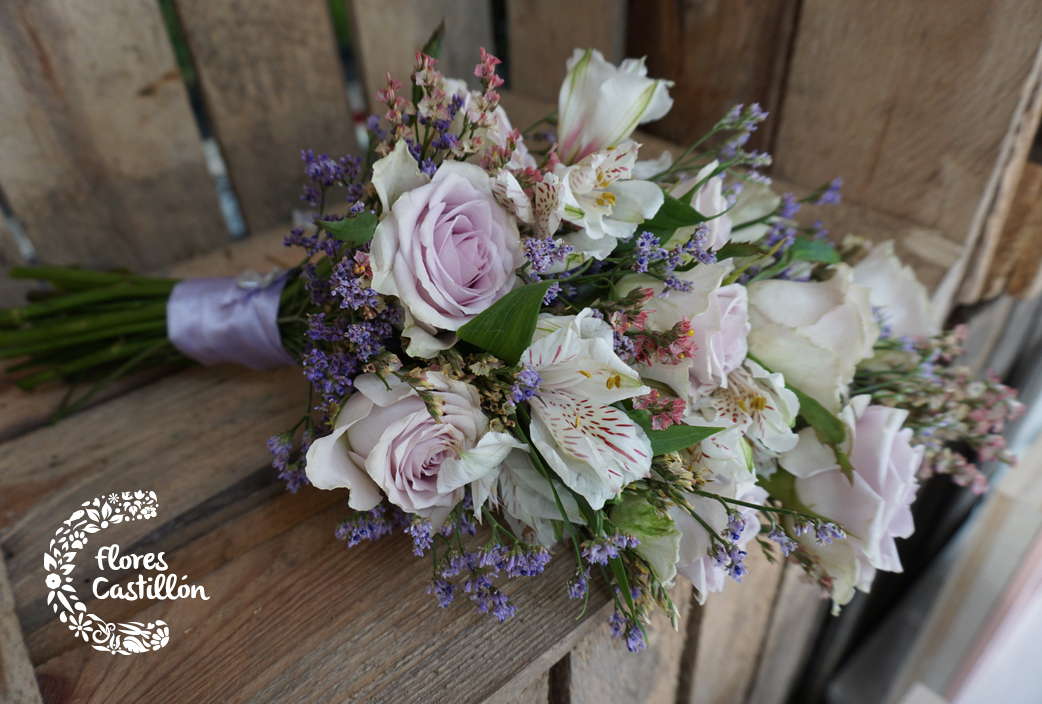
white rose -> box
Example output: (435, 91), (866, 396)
(853, 240), (938, 339)
(747, 264), (879, 414)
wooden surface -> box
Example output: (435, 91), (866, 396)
(774, 0), (1042, 314)
(0, 0), (227, 272)
(0, 214), (33, 309)
(626, 0), (800, 153)
(0, 556), (41, 704)
(506, 0), (626, 104)
(982, 161), (1042, 300)
(746, 563), (826, 704)
(686, 546), (786, 704)
(567, 581), (693, 704)
(349, 0), (494, 112)
(172, 0), (361, 235)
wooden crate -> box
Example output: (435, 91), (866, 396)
(1, 2), (1040, 703)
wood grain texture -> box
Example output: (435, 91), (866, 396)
(349, 0), (494, 113)
(685, 545), (785, 704)
(567, 580), (693, 704)
(982, 162), (1042, 299)
(0, 0), (227, 271)
(0, 556), (42, 704)
(33, 503), (613, 704)
(626, 0), (799, 153)
(774, 0), (1042, 313)
(506, 0), (626, 103)
(0, 364), (308, 636)
(172, 0), (361, 235)
(0, 227), (296, 445)
(745, 562), (826, 704)
(957, 40), (1042, 303)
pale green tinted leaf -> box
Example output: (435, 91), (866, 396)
(457, 281), (553, 365)
(321, 212), (379, 247)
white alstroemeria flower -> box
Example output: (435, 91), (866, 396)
(558, 48), (674, 165)
(555, 141), (664, 260)
(491, 169), (566, 239)
(853, 240), (938, 339)
(690, 360), (800, 457)
(669, 161), (733, 252)
(747, 264), (879, 414)
(521, 309), (653, 510)
(371, 139), (430, 214)
(436, 432), (530, 517)
(496, 448), (584, 547)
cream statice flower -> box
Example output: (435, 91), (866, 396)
(520, 309), (653, 510)
(557, 49), (674, 165)
(554, 141), (664, 260)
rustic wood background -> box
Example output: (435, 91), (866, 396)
(1, 1), (1041, 703)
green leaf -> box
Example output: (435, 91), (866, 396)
(321, 212), (378, 247)
(457, 281), (553, 365)
(787, 385), (846, 446)
(639, 191), (705, 246)
(788, 236), (840, 264)
(833, 445), (855, 482)
(625, 407), (723, 455)
(716, 242), (764, 260)
(421, 20), (446, 60)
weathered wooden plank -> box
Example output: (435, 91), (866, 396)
(566, 580), (693, 704)
(0, 556), (42, 704)
(626, 0), (800, 153)
(0, 0), (227, 271)
(33, 502), (615, 704)
(0, 227), (296, 445)
(349, 0), (494, 113)
(957, 40), (1042, 304)
(501, 669), (549, 704)
(506, 0), (626, 104)
(172, 0), (361, 235)
(0, 364), (308, 634)
(774, 1), (1042, 316)
(745, 562), (826, 704)
(981, 162), (1042, 299)
(685, 545), (785, 704)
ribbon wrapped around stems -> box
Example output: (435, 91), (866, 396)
(166, 270), (296, 371)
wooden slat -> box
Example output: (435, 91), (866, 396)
(745, 562), (826, 704)
(349, 0), (494, 113)
(501, 670), (549, 704)
(982, 162), (1042, 299)
(171, 0), (361, 235)
(32, 503), (614, 703)
(774, 1), (1042, 314)
(0, 0), (227, 271)
(958, 40), (1042, 303)
(625, 0), (800, 153)
(506, 0), (626, 104)
(684, 546), (785, 704)
(0, 556), (42, 704)
(0, 227), (296, 445)
(566, 580), (693, 704)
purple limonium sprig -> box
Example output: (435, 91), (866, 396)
(508, 365), (542, 405)
(815, 177), (843, 205)
(405, 517), (434, 556)
(335, 505), (395, 547)
(523, 235), (574, 274)
(725, 513), (746, 542)
(767, 526), (797, 557)
(428, 578), (455, 607)
(779, 192), (800, 220)
(568, 566), (591, 599)
(815, 522), (846, 545)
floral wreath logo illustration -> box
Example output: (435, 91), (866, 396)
(44, 490), (169, 655)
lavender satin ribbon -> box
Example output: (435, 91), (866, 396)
(167, 272), (297, 371)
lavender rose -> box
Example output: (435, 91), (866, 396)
(780, 396), (922, 595)
(370, 156), (524, 357)
(304, 371), (521, 526)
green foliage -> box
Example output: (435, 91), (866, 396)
(321, 212), (379, 247)
(625, 407), (723, 456)
(456, 281), (554, 365)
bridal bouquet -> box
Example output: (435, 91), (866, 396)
(1, 42), (1022, 652)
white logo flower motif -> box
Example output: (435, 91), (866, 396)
(44, 491), (171, 655)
